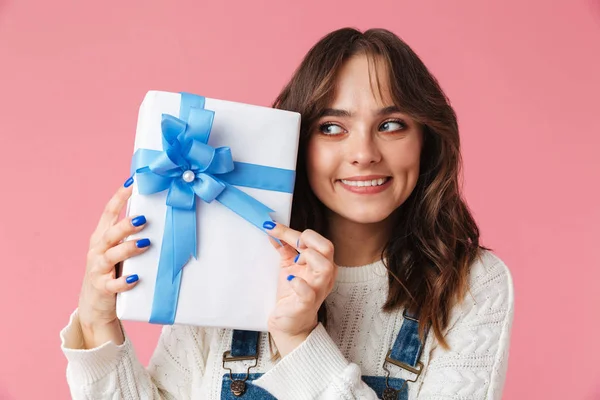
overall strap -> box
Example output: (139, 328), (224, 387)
(387, 309), (428, 371)
(381, 308), (430, 400)
(231, 330), (260, 357)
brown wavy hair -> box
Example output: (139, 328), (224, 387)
(272, 28), (489, 348)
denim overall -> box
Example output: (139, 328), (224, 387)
(221, 309), (428, 400)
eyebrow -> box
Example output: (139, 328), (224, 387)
(319, 105), (402, 118)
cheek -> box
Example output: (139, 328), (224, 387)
(391, 135), (423, 173)
(384, 142), (423, 192)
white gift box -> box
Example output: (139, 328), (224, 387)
(117, 91), (300, 332)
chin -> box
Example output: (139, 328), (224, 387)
(333, 207), (397, 225)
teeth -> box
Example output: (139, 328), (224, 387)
(341, 178), (388, 187)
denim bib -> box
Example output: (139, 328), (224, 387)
(221, 310), (428, 400)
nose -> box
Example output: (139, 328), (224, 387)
(346, 130), (382, 166)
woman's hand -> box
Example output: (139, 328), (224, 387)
(263, 221), (338, 357)
(77, 177), (151, 348)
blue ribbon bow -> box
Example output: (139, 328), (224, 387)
(130, 93), (295, 324)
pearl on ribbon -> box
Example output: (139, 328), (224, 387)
(182, 170), (195, 183)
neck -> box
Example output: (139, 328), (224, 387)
(327, 213), (393, 267)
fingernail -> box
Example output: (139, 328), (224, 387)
(131, 215), (147, 227)
(296, 238), (300, 249)
(136, 238), (151, 248)
(126, 274), (139, 284)
(263, 221), (276, 230)
(287, 274), (295, 281)
(124, 176), (134, 188)
(293, 253), (300, 263)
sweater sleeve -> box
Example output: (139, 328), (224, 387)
(416, 258), (515, 400)
(60, 309), (202, 399)
(252, 323), (379, 399)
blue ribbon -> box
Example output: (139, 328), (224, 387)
(130, 93), (295, 324)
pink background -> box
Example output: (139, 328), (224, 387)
(1, 0), (599, 399)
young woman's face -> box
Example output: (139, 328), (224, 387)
(307, 54), (424, 225)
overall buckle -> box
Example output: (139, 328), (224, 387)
(222, 351), (259, 397)
(382, 355), (423, 400)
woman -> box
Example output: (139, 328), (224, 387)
(61, 28), (514, 399)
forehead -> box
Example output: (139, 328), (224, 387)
(330, 53), (394, 109)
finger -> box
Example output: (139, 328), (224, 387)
(297, 248), (333, 275)
(263, 221), (302, 250)
(295, 249), (335, 290)
(298, 230), (334, 260)
(287, 275), (317, 305)
(268, 236), (299, 262)
(96, 238), (151, 274)
(105, 274), (140, 293)
(92, 177), (135, 244)
(266, 234), (284, 248)
(95, 214), (148, 254)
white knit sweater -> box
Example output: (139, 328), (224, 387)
(60, 250), (514, 399)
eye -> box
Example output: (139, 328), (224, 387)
(379, 120), (407, 132)
(318, 123), (345, 135)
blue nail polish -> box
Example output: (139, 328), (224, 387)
(124, 176), (134, 188)
(126, 274), (139, 284)
(131, 215), (146, 227)
(263, 221), (276, 230)
(293, 253), (300, 263)
(136, 238), (151, 248)
(287, 274), (295, 281)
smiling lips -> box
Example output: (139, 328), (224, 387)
(337, 175), (392, 194)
